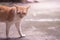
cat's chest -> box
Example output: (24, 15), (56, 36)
(13, 15), (21, 23)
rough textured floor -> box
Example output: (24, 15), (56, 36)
(0, 0), (60, 40)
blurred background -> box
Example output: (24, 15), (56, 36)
(0, 0), (60, 40)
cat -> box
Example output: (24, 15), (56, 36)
(0, 5), (30, 38)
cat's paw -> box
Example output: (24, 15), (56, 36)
(19, 34), (26, 38)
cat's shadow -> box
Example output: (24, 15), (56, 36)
(0, 37), (29, 40)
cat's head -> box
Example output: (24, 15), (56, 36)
(14, 5), (30, 18)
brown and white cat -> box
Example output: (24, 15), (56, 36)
(0, 5), (30, 38)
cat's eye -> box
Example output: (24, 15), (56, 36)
(23, 12), (26, 15)
(17, 12), (20, 14)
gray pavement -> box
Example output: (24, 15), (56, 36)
(0, 0), (60, 40)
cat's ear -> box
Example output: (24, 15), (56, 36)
(13, 4), (18, 7)
(25, 6), (30, 11)
(26, 6), (30, 9)
(13, 4), (18, 8)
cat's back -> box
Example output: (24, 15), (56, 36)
(0, 6), (14, 22)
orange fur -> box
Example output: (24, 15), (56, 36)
(0, 6), (14, 22)
(0, 5), (30, 38)
(0, 5), (30, 22)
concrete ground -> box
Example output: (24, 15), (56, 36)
(0, 0), (60, 40)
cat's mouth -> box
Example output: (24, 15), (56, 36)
(17, 12), (25, 18)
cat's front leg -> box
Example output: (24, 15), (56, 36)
(15, 21), (22, 38)
(6, 22), (11, 38)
